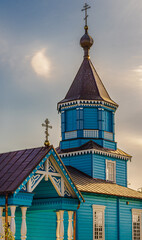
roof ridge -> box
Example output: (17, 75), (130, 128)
(0, 146), (46, 155)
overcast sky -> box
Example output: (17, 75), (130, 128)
(0, 0), (141, 190)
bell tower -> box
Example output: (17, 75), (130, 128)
(57, 4), (118, 151)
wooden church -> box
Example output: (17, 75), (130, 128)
(0, 3), (142, 240)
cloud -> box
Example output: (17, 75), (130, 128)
(132, 65), (142, 83)
(31, 48), (50, 78)
(133, 65), (142, 73)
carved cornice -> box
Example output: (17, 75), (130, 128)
(58, 100), (117, 112)
(59, 149), (131, 161)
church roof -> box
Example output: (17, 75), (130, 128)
(67, 166), (142, 200)
(0, 145), (84, 201)
(0, 146), (52, 194)
(58, 58), (118, 107)
(57, 140), (131, 160)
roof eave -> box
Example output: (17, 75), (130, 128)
(81, 191), (142, 201)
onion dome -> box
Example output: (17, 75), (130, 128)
(80, 26), (94, 58)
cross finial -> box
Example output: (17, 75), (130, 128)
(42, 118), (52, 147)
(81, 3), (91, 27)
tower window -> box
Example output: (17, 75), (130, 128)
(66, 109), (76, 131)
(104, 110), (112, 132)
(106, 160), (116, 182)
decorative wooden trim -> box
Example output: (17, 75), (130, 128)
(59, 149), (130, 161)
(68, 211), (73, 240)
(56, 212), (60, 240)
(21, 207), (27, 240)
(132, 209), (142, 240)
(65, 131), (77, 140)
(92, 205), (106, 240)
(58, 100), (117, 111)
(10, 206), (16, 238)
(106, 159), (116, 183)
(83, 129), (99, 138)
(32, 198), (79, 212)
(132, 209), (142, 214)
(92, 205), (106, 210)
(59, 211), (64, 240)
(14, 148), (84, 202)
(0, 207), (4, 238)
(73, 212), (76, 240)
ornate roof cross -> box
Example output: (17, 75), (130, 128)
(81, 3), (91, 27)
(42, 118), (52, 146)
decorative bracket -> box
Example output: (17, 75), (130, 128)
(21, 157), (71, 197)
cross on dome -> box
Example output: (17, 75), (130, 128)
(42, 118), (52, 146)
(81, 3), (91, 27)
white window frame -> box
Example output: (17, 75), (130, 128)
(92, 205), (106, 240)
(106, 160), (116, 183)
(132, 209), (142, 240)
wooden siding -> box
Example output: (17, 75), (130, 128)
(27, 210), (56, 240)
(104, 110), (112, 132)
(77, 194), (118, 240)
(83, 107), (98, 130)
(62, 154), (92, 177)
(119, 199), (142, 240)
(116, 160), (127, 187)
(14, 193), (142, 240)
(15, 208), (69, 240)
(60, 138), (103, 150)
(103, 139), (116, 150)
(93, 154), (106, 179)
(33, 178), (59, 199)
(93, 154), (127, 186)
(66, 109), (76, 132)
(60, 139), (80, 149)
(77, 194), (142, 240)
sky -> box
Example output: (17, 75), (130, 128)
(0, 0), (141, 190)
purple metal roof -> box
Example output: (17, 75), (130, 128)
(58, 58), (118, 107)
(0, 146), (52, 194)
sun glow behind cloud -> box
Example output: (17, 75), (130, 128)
(133, 65), (142, 83)
(31, 49), (50, 78)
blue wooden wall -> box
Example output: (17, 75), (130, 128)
(119, 199), (142, 240)
(104, 110), (112, 132)
(15, 207), (69, 240)
(60, 106), (116, 150)
(66, 109), (76, 132)
(83, 107), (98, 129)
(33, 178), (59, 199)
(76, 193), (142, 240)
(93, 154), (127, 187)
(62, 153), (127, 187)
(63, 154), (92, 176)
(14, 192), (142, 240)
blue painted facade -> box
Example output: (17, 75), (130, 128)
(76, 193), (142, 240)
(1, 15), (142, 240)
(60, 105), (117, 151)
(62, 152), (127, 187)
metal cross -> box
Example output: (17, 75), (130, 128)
(81, 3), (91, 26)
(42, 118), (52, 146)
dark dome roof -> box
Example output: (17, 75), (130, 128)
(80, 32), (94, 49)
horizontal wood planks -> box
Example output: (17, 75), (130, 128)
(93, 154), (127, 186)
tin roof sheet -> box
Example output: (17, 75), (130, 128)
(58, 58), (118, 107)
(67, 166), (142, 200)
(0, 146), (52, 194)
